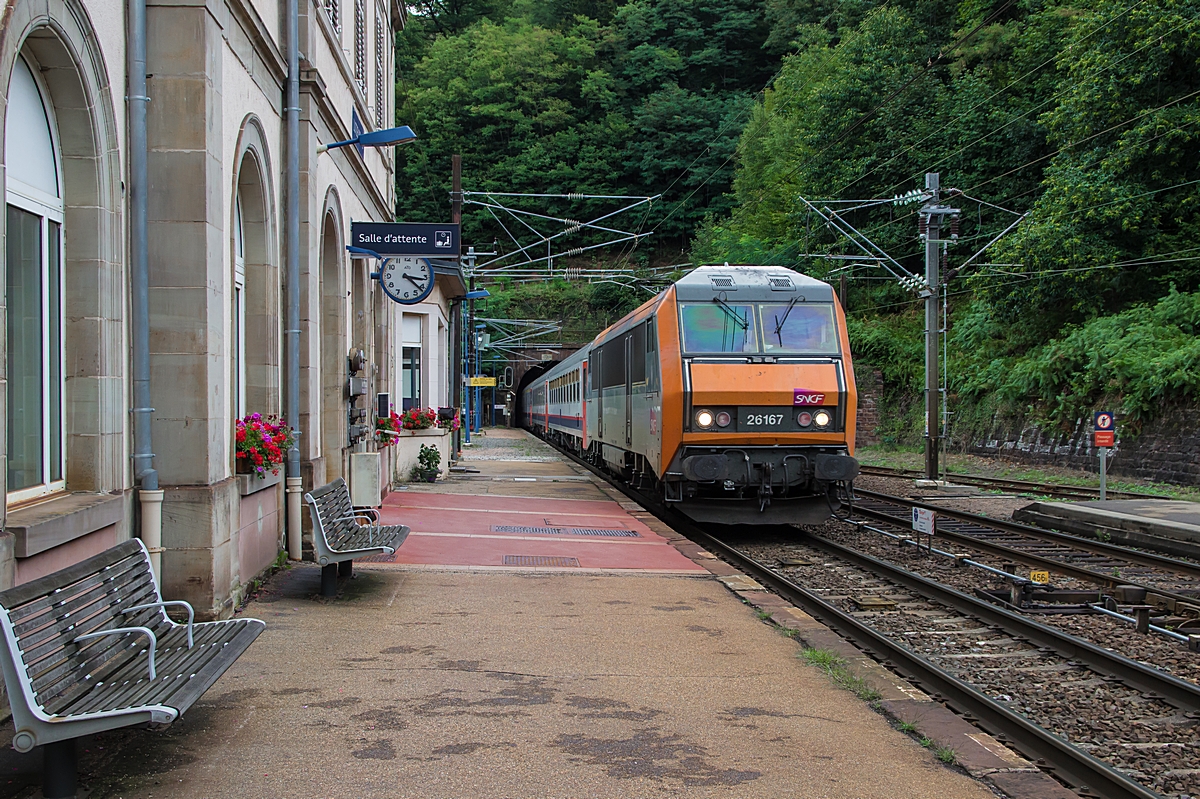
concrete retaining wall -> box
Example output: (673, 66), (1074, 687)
(962, 406), (1200, 486)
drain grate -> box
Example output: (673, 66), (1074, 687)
(503, 555), (581, 567)
(494, 525), (562, 535)
(492, 525), (639, 538)
(568, 528), (639, 537)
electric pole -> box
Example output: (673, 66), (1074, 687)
(922, 174), (941, 480)
(451, 154), (463, 457)
(919, 173), (959, 481)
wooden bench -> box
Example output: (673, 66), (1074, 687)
(0, 539), (264, 798)
(304, 477), (410, 596)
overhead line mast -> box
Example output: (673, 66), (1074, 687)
(800, 173), (1024, 482)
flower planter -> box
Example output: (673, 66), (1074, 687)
(418, 469), (438, 483)
(390, 428), (450, 483)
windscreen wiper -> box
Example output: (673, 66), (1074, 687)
(772, 296), (799, 344)
(711, 297), (748, 330)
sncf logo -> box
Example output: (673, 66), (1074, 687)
(793, 390), (827, 406)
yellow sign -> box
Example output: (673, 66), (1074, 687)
(467, 376), (496, 387)
(1030, 570), (1050, 584)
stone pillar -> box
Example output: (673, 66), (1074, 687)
(146, 0), (236, 619)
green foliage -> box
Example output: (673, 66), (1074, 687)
(417, 444), (442, 472)
(396, 0), (776, 252)
(691, 0), (1200, 433)
(801, 647), (881, 701)
(955, 289), (1200, 430)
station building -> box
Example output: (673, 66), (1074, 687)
(0, 0), (460, 617)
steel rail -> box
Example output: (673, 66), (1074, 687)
(544, 438), (1165, 799)
(691, 531), (1164, 799)
(858, 465), (1161, 501)
(801, 533), (1200, 712)
(855, 487), (1200, 584)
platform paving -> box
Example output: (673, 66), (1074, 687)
(0, 429), (1003, 798)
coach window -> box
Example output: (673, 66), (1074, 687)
(6, 55), (64, 501)
(601, 338), (625, 388)
(630, 325), (647, 384)
(644, 318), (657, 390)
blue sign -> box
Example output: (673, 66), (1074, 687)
(1094, 411), (1115, 431)
(351, 222), (459, 256)
(351, 110), (364, 157)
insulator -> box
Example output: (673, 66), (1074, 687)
(918, 217), (928, 237)
(567, 192), (582, 200)
(950, 215), (960, 239)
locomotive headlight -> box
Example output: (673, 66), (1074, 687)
(813, 410), (832, 428)
(716, 411), (731, 428)
(695, 409), (715, 429)
(797, 411), (813, 427)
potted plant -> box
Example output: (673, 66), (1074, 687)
(235, 413), (296, 477)
(411, 443), (441, 482)
(376, 409), (402, 447)
(400, 407), (438, 430)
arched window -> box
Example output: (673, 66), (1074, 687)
(6, 54), (64, 500)
(233, 195), (246, 418)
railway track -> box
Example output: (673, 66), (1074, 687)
(543, 439), (1200, 799)
(859, 465), (1165, 501)
(727, 530), (1200, 799)
(851, 488), (1200, 612)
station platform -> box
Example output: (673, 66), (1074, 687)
(1016, 498), (1200, 559)
(0, 429), (1023, 799)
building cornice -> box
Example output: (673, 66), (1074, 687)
(223, 0), (287, 88)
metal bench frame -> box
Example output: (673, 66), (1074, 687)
(0, 539), (265, 798)
(303, 477), (409, 596)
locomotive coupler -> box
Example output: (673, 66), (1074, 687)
(757, 462), (774, 512)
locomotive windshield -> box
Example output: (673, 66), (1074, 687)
(679, 302), (758, 353)
(761, 302), (839, 355)
(679, 301), (839, 355)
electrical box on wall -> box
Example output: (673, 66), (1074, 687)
(349, 452), (382, 507)
(349, 377), (369, 397)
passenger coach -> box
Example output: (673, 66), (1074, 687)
(522, 265), (859, 525)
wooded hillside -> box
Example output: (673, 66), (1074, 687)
(396, 0), (1200, 439)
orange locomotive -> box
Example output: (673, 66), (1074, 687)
(521, 265), (859, 525)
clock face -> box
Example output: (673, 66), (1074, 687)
(379, 257), (434, 304)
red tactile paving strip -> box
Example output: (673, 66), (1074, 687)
(377, 490), (707, 573)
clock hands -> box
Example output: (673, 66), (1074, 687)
(402, 273), (427, 289)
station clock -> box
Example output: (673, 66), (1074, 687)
(377, 256), (435, 304)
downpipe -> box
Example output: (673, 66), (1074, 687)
(140, 489), (165, 577)
(128, 0), (161, 579)
(286, 478), (303, 560)
(284, 0), (303, 559)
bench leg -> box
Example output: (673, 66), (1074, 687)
(338, 560), (353, 579)
(321, 564), (338, 597)
(43, 739), (78, 799)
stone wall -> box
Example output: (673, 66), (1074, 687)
(854, 368), (882, 448)
(961, 406), (1200, 485)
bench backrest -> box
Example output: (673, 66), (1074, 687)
(304, 478), (362, 549)
(0, 539), (168, 717)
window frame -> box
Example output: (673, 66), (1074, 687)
(5, 55), (66, 504)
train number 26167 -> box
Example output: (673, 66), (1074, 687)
(744, 413), (784, 426)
